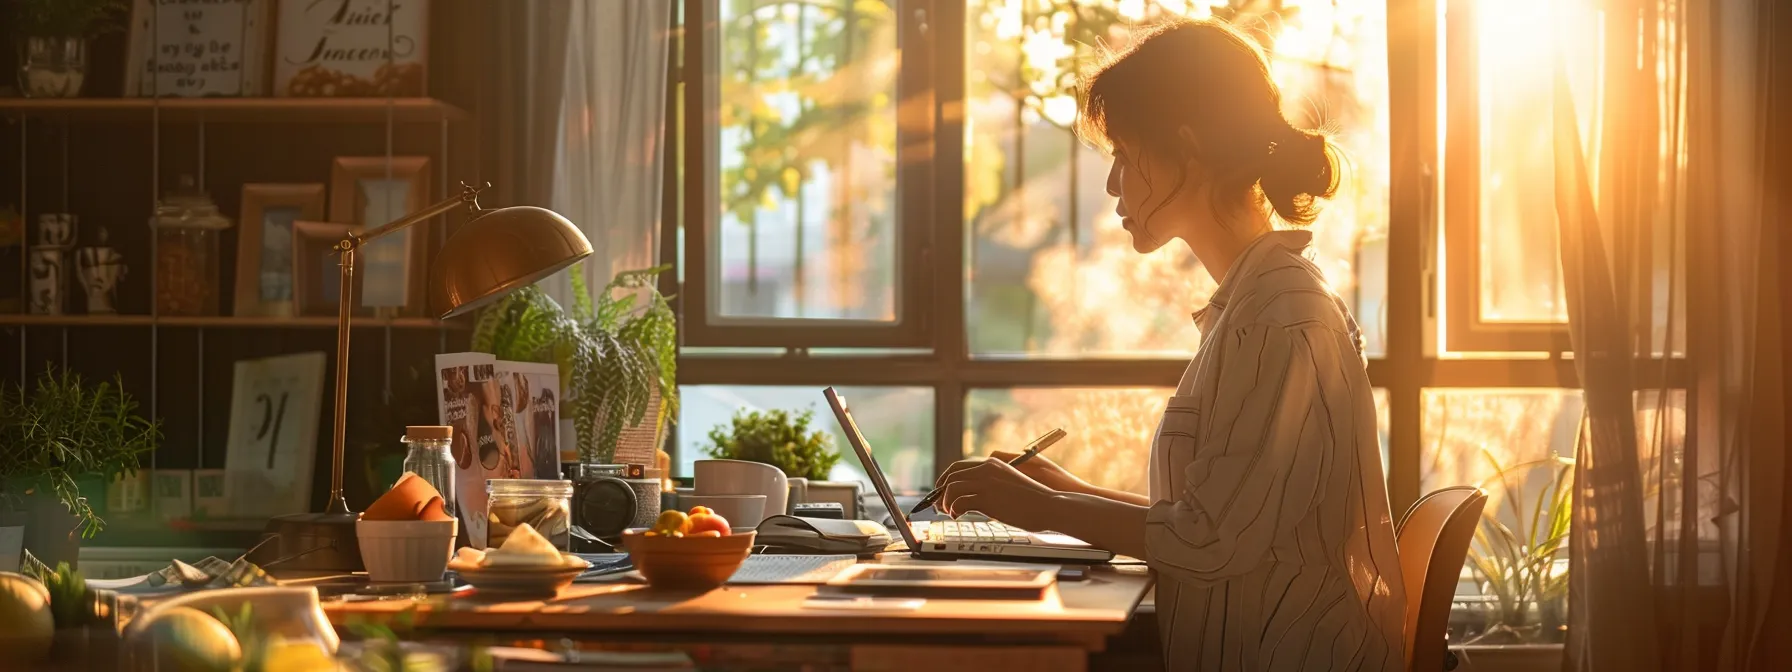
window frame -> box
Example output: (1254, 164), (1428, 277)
(1440, 0), (1574, 352)
(678, 0), (936, 349)
(668, 0), (1689, 518)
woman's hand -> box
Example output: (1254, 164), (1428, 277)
(937, 450), (1091, 497)
(933, 457), (1060, 531)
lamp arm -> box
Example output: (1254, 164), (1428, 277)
(321, 180), (494, 515)
(341, 181), (490, 252)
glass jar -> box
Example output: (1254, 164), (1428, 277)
(401, 426), (456, 518)
(485, 479), (573, 550)
(149, 175), (232, 316)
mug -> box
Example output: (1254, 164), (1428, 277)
(28, 245), (64, 315)
(694, 459), (788, 518)
(785, 477), (809, 515)
(679, 494), (768, 530)
(37, 213), (76, 248)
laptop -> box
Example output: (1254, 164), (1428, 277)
(823, 387), (1113, 563)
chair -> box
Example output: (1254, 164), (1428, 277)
(1396, 486), (1487, 672)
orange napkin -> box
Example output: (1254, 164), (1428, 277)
(363, 472), (453, 522)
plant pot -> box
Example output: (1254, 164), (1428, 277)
(0, 518), (24, 572)
(598, 387), (665, 466)
(18, 37), (88, 98)
(13, 490), (84, 570)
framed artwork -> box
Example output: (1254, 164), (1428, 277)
(124, 0), (271, 97)
(223, 352), (327, 519)
(330, 157), (430, 314)
(235, 184), (325, 318)
(291, 220), (366, 317)
(274, 0), (429, 97)
(152, 470), (193, 520)
(192, 469), (229, 518)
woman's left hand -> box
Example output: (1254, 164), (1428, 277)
(934, 458), (1060, 529)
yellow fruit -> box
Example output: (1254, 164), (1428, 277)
(0, 573), (54, 664)
(643, 530), (661, 537)
(260, 635), (337, 672)
(687, 506), (714, 516)
(653, 510), (690, 535)
(134, 606), (242, 672)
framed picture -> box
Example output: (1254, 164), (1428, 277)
(330, 157), (430, 314)
(235, 184), (325, 318)
(192, 469), (229, 518)
(223, 352), (327, 519)
(152, 470), (193, 520)
(124, 0), (271, 97)
(274, 0), (429, 97)
(291, 220), (366, 317)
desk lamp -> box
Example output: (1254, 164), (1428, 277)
(259, 182), (592, 571)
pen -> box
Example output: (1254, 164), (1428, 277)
(910, 428), (1068, 514)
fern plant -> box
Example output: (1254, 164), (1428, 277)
(471, 265), (677, 463)
(1463, 449), (1574, 644)
(0, 368), (159, 537)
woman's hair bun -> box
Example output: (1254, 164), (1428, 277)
(1258, 125), (1340, 227)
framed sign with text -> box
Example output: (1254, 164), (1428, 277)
(124, 0), (271, 97)
(274, 0), (430, 97)
(223, 352), (327, 518)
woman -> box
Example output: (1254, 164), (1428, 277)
(934, 19), (1406, 671)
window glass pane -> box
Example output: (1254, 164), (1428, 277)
(965, 388), (1171, 496)
(677, 386), (933, 494)
(965, 386), (1393, 499)
(1470, 0), (1596, 324)
(1422, 388), (1581, 645)
(711, 0), (897, 321)
(963, 1), (1389, 357)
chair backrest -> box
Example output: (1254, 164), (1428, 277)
(1396, 486), (1487, 672)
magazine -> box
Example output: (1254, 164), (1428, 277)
(437, 353), (563, 547)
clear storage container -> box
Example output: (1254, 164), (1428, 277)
(149, 175), (231, 316)
(485, 479), (573, 550)
(401, 426), (457, 517)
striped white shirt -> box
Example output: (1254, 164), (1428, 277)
(1147, 230), (1406, 670)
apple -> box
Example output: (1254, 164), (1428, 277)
(687, 510), (731, 536)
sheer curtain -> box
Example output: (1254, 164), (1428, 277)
(1551, 0), (1783, 669)
(539, 1), (672, 306)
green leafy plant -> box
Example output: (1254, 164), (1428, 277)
(0, 368), (159, 538)
(704, 408), (840, 480)
(26, 561), (89, 628)
(472, 265), (677, 463)
(1463, 449), (1574, 645)
(11, 0), (129, 37)
(211, 602), (267, 672)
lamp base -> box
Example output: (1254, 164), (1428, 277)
(250, 510), (365, 573)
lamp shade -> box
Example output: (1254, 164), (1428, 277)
(430, 206), (593, 319)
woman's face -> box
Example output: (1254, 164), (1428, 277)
(1106, 139), (1209, 254)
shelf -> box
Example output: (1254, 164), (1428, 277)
(0, 97), (470, 124)
(0, 314), (468, 329)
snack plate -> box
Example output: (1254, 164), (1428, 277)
(449, 556), (591, 594)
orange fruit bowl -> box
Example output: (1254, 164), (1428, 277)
(620, 529), (756, 590)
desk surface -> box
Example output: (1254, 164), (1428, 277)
(318, 559), (1153, 649)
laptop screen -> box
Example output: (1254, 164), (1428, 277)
(822, 387), (922, 550)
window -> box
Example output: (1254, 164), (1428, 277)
(673, 0), (1683, 647)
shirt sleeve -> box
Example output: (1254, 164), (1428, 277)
(1145, 322), (1345, 584)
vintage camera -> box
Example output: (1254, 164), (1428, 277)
(564, 463), (661, 540)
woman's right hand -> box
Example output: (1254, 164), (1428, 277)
(937, 450), (1091, 497)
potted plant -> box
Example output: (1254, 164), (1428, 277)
(0, 368), (159, 568)
(10, 0), (128, 98)
(704, 408), (842, 510)
(472, 265), (678, 465)
(1460, 450), (1573, 646)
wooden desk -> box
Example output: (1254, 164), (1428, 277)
(320, 560), (1154, 672)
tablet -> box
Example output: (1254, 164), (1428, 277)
(823, 564), (1055, 599)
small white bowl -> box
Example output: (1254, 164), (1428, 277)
(356, 519), (458, 583)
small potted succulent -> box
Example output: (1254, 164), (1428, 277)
(11, 0), (129, 98)
(0, 368), (159, 568)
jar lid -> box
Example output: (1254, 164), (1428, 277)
(487, 478), (574, 496)
(403, 426), (452, 441)
(150, 175), (232, 230)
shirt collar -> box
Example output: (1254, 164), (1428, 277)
(1191, 230), (1314, 328)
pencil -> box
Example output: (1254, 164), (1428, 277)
(911, 428), (1068, 514)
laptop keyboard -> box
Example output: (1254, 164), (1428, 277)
(927, 520), (1031, 544)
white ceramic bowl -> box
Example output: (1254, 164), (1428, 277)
(356, 519), (458, 583)
(678, 494), (768, 530)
